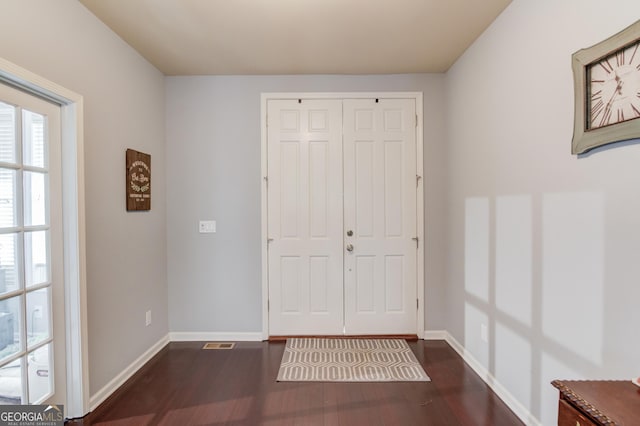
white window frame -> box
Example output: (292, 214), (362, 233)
(0, 57), (88, 417)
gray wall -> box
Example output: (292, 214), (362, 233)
(166, 74), (447, 333)
(445, 0), (640, 424)
(0, 1), (168, 396)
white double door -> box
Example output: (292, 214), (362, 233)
(267, 98), (417, 336)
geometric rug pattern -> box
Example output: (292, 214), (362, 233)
(276, 338), (430, 382)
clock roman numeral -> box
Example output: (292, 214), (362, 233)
(632, 104), (640, 118)
(591, 99), (605, 122)
(617, 109), (624, 122)
(600, 105), (613, 127)
(600, 59), (614, 73)
(616, 50), (625, 66)
(630, 43), (639, 65)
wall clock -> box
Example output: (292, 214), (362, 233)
(572, 20), (640, 154)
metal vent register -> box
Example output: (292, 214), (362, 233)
(202, 342), (235, 350)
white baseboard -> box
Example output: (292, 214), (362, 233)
(437, 331), (541, 426)
(423, 330), (448, 340)
(169, 331), (263, 342)
(89, 333), (169, 411)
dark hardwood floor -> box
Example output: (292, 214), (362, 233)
(67, 340), (523, 425)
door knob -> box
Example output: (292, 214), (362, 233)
(346, 230), (353, 236)
(346, 243), (354, 252)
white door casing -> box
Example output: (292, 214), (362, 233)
(262, 92), (424, 338)
(267, 99), (344, 335)
(343, 99), (417, 334)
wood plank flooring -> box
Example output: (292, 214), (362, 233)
(67, 340), (523, 425)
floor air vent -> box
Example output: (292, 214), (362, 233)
(202, 342), (235, 350)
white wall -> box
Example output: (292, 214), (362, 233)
(165, 74), (447, 334)
(0, 1), (168, 396)
(445, 1), (640, 424)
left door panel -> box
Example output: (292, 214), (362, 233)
(267, 99), (344, 335)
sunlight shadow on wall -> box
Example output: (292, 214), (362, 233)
(464, 197), (490, 366)
(494, 195), (533, 409)
(496, 322), (532, 406)
(464, 197), (490, 302)
(496, 195), (532, 326)
(462, 191), (606, 424)
(465, 302), (490, 367)
(542, 192), (604, 365)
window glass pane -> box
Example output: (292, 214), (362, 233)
(0, 358), (23, 405)
(26, 288), (49, 349)
(25, 231), (49, 287)
(0, 234), (19, 295)
(0, 295), (23, 363)
(22, 110), (45, 169)
(0, 169), (16, 228)
(23, 171), (47, 227)
(28, 343), (51, 404)
(0, 102), (16, 164)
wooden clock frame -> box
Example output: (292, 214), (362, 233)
(571, 20), (640, 155)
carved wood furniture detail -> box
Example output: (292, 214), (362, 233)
(552, 380), (640, 425)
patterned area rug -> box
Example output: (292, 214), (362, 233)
(276, 338), (430, 382)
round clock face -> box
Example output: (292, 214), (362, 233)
(587, 39), (640, 130)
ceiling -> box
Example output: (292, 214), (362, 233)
(79, 0), (512, 76)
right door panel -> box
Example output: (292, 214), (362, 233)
(343, 99), (417, 334)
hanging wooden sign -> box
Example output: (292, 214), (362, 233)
(126, 149), (151, 211)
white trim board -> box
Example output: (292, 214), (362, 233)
(88, 334), (170, 412)
(425, 330), (541, 426)
(169, 332), (264, 342)
(423, 330), (448, 340)
(260, 92), (425, 340)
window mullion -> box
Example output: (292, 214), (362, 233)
(16, 106), (28, 404)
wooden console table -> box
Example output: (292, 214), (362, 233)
(552, 380), (640, 425)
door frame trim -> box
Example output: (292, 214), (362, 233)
(260, 92), (424, 340)
(0, 57), (89, 417)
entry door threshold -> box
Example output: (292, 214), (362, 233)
(268, 334), (418, 342)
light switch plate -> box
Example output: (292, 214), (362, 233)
(199, 220), (216, 233)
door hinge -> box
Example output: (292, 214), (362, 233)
(417, 298), (419, 310)
(415, 114), (418, 127)
(267, 299), (270, 311)
(412, 237), (419, 249)
(416, 175), (422, 187)
(263, 176), (268, 187)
